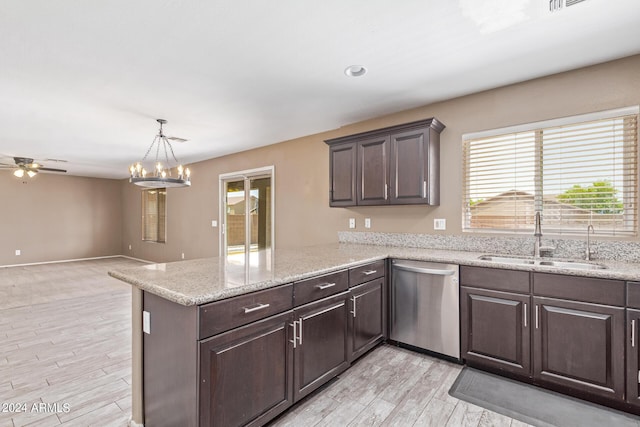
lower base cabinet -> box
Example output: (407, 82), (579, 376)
(199, 311), (294, 427)
(533, 296), (625, 402)
(294, 292), (351, 401)
(628, 309), (640, 409)
(460, 286), (531, 378)
(349, 277), (386, 361)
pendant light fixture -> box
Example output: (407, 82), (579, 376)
(129, 119), (191, 188)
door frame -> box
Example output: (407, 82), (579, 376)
(219, 166), (275, 259)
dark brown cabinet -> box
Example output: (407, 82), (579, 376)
(199, 311), (294, 427)
(349, 277), (386, 361)
(533, 296), (625, 401)
(627, 308), (640, 409)
(357, 135), (390, 205)
(293, 291), (351, 401)
(325, 118), (445, 207)
(329, 143), (357, 206)
(460, 286), (531, 378)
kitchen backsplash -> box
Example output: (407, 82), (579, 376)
(338, 231), (640, 264)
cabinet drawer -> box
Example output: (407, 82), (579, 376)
(349, 260), (385, 286)
(460, 266), (529, 294)
(533, 273), (624, 306)
(294, 270), (349, 307)
(199, 284), (293, 339)
(628, 282), (640, 309)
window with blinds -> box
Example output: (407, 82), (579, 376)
(463, 107), (639, 236)
(142, 188), (166, 243)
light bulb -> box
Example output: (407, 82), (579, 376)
(185, 168), (191, 178)
(177, 165), (184, 176)
(161, 170), (167, 178)
(27, 170), (37, 178)
(156, 162), (163, 172)
(142, 168), (147, 177)
(129, 165), (136, 176)
(13, 169), (24, 178)
(136, 163), (142, 173)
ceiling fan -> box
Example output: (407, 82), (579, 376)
(0, 156), (67, 178)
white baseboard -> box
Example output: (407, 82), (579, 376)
(0, 254), (154, 269)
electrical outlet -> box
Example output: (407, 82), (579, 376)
(365, 218), (371, 228)
(15, 249), (21, 256)
(181, 253), (185, 259)
(128, 244), (132, 251)
(211, 220), (217, 227)
(143, 311), (151, 334)
(349, 218), (356, 229)
(434, 219), (446, 230)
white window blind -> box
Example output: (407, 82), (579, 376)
(142, 189), (166, 242)
(463, 108), (639, 236)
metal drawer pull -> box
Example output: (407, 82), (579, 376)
(363, 270), (378, 276)
(523, 303), (527, 328)
(243, 303), (270, 314)
(316, 282), (336, 290)
(298, 319), (303, 345)
(633, 319), (636, 348)
(423, 180), (427, 198)
(289, 322), (297, 348)
(535, 305), (539, 329)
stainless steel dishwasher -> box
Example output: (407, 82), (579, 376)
(390, 259), (460, 360)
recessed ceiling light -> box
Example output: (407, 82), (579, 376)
(344, 65), (367, 77)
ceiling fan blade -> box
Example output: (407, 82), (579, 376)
(38, 167), (67, 173)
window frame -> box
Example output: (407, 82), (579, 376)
(141, 188), (167, 243)
(462, 106), (639, 236)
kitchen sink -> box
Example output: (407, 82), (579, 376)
(478, 255), (607, 270)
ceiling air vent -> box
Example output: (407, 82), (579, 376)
(549, 0), (586, 12)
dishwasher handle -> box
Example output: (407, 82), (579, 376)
(393, 263), (456, 276)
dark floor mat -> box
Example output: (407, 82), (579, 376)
(449, 367), (640, 427)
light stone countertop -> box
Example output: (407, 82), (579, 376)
(108, 243), (640, 306)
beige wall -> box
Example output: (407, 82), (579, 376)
(121, 55), (640, 263)
(0, 171), (123, 266)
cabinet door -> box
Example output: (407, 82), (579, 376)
(460, 286), (531, 378)
(329, 143), (357, 207)
(294, 292), (350, 401)
(533, 297), (624, 401)
(349, 278), (386, 362)
(389, 127), (431, 205)
(357, 136), (389, 205)
(627, 309), (640, 408)
(199, 311), (294, 427)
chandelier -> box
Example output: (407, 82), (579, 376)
(129, 119), (191, 188)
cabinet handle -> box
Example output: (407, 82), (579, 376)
(351, 296), (357, 318)
(633, 319), (636, 348)
(316, 282), (336, 290)
(243, 303), (270, 314)
(535, 305), (539, 329)
(363, 270), (378, 276)
(523, 303), (527, 328)
(298, 319), (303, 345)
(289, 322), (297, 349)
(423, 180), (427, 198)
(385, 183), (388, 200)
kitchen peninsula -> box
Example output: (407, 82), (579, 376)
(110, 241), (640, 426)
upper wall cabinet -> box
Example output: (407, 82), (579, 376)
(325, 118), (445, 207)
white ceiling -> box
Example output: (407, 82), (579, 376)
(1, 0), (639, 179)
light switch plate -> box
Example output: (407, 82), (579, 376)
(349, 218), (356, 229)
(434, 218), (446, 230)
(211, 220), (217, 227)
(143, 311), (151, 334)
(365, 218), (371, 228)
(15, 249), (21, 256)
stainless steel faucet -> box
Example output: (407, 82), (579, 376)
(585, 224), (596, 260)
(533, 211), (542, 258)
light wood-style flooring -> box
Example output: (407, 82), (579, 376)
(0, 258), (142, 427)
(1, 258), (531, 427)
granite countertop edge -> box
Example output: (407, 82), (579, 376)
(109, 244), (640, 306)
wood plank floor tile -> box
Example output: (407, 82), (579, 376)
(414, 397), (457, 426)
(478, 410), (513, 427)
(445, 401), (484, 427)
(346, 397), (396, 427)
